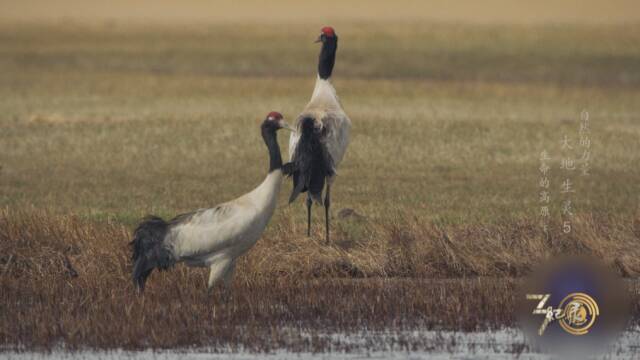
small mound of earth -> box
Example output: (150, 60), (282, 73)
(337, 208), (366, 220)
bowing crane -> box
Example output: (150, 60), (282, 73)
(131, 112), (293, 294)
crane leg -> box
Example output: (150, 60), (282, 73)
(222, 260), (236, 288)
(207, 259), (232, 296)
(324, 183), (331, 244)
(219, 260), (236, 303)
(306, 194), (313, 237)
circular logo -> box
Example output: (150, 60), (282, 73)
(557, 292), (599, 335)
(516, 257), (629, 357)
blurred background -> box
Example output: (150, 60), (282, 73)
(1, 0), (638, 221)
(2, 0), (640, 24)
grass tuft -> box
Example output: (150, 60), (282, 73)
(1, 209), (638, 350)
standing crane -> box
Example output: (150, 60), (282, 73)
(287, 26), (351, 244)
(131, 112), (293, 294)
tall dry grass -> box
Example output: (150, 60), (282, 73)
(1, 209), (638, 350)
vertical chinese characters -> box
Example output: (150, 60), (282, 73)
(539, 150), (551, 233)
(579, 111), (591, 176)
(560, 126), (574, 233)
(538, 110), (591, 235)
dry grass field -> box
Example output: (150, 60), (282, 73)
(1, 10), (640, 352)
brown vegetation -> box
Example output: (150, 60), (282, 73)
(1, 210), (638, 350)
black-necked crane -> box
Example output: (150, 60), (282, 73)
(287, 26), (351, 244)
(131, 111), (293, 294)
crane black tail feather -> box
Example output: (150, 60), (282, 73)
(130, 216), (176, 292)
(288, 117), (334, 205)
(289, 171), (307, 204)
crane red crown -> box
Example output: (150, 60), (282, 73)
(321, 26), (335, 37)
(267, 111), (283, 120)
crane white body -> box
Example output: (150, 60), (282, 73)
(169, 170), (282, 286)
(289, 76), (351, 176)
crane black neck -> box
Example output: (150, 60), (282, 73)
(318, 37), (337, 80)
(261, 124), (283, 173)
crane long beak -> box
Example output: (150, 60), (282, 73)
(314, 35), (322, 43)
(279, 119), (295, 132)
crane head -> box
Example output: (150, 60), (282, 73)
(264, 111), (294, 131)
(315, 26), (336, 43)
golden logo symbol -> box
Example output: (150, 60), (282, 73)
(526, 292), (599, 336)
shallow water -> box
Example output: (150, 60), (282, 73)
(2, 328), (639, 360)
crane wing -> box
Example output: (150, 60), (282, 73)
(166, 203), (244, 260)
(287, 116), (335, 203)
(288, 127), (301, 163)
(320, 111), (351, 169)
